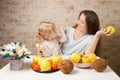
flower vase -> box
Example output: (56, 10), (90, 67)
(9, 59), (24, 71)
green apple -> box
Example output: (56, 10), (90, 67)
(51, 55), (62, 66)
(40, 59), (51, 71)
(70, 52), (81, 63)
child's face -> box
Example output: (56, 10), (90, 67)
(77, 13), (88, 33)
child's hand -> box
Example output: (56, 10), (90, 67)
(37, 48), (43, 57)
(59, 25), (65, 32)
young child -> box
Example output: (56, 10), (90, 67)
(36, 21), (66, 57)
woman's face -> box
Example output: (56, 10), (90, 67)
(77, 13), (88, 33)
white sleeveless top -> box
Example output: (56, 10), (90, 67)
(61, 27), (94, 55)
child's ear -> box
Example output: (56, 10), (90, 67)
(45, 36), (48, 39)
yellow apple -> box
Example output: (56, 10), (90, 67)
(51, 55), (62, 66)
(70, 52), (81, 63)
(81, 56), (89, 63)
(40, 59), (51, 71)
(106, 26), (115, 34)
(88, 52), (96, 63)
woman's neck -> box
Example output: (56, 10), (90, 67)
(73, 29), (86, 40)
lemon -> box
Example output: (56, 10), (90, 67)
(70, 52), (81, 63)
(51, 55), (62, 66)
(106, 26), (115, 34)
(33, 55), (41, 63)
(88, 52), (96, 63)
(81, 56), (90, 63)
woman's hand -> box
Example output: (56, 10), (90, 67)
(96, 28), (112, 37)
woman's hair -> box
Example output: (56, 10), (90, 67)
(36, 21), (56, 41)
(74, 10), (100, 34)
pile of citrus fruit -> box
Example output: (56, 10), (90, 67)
(31, 55), (62, 72)
(70, 52), (97, 64)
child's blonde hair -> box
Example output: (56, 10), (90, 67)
(36, 21), (56, 41)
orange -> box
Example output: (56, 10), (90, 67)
(49, 59), (52, 65)
(51, 64), (58, 70)
(31, 62), (40, 71)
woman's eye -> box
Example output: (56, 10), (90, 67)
(81, 21), (84, 24)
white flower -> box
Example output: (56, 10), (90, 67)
(9, 52), (14, 56)
(6, 44), (15, 51)
(0, 42), (31, 60)
(18, 52), (23, 57)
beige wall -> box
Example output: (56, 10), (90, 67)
(0, 0), (120, 76)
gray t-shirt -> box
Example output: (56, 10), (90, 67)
(61, 27), (94, 55)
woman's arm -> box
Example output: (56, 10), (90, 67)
(85, 28), (111, 54)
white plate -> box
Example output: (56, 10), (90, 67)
(74, 63), (91, 69)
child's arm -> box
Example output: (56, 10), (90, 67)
(57, 25), (67, 43)
(36, 43), (43, 57)
(37, 44), (51, 57)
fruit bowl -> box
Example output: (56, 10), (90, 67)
(31, 67), (60, 73)
(74, 63), (92, 69)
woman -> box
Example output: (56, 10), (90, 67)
(61, 10), (111, 55)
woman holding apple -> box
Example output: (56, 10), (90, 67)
(61, 10), (113, 55)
